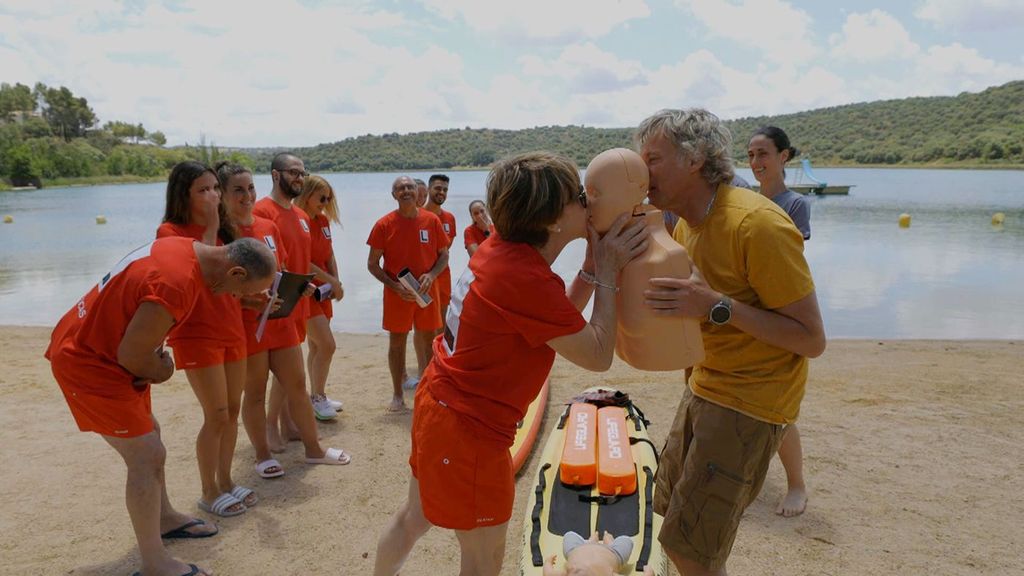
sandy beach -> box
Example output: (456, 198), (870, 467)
(1, 326), (1021, 575)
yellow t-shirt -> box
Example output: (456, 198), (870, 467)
(673, 184), (815, 424)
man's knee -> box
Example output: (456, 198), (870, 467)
(116, 433), (167, 471)
(388, 332), (409, 351)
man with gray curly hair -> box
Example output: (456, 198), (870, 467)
(635, 108), (826, 576)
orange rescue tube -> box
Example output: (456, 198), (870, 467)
(559, 403), (597, 486)
(597, 406), (636, 496)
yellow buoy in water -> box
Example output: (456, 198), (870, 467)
(2, 215), (12, 224)
(898, 213), (911, 228)
(992, 212), (1005, 225)
(96, 215), (107, 224)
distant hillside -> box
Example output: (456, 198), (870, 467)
(252, 80), (1024, 172)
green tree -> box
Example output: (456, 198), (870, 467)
(5, 144), (42, 186)
(0, 82), (36, 120)
(34, 83), (97, 141)
(148, 130), (167, 146)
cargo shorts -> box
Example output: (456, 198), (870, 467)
(654, 387), (784, 570)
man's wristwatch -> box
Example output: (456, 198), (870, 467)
(709, 295), (732, 326)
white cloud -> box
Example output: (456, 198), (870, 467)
(417, 0), (651, 43)
(910, 43), (1024, 94)
(676, 0), (819, 64)
(830, 10), (920, 62)
(915, 0), (1024, 31)
(519, 43), (647, 93)
(1, 0), (1020, 148)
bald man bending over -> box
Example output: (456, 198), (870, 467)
(46, 236), (276, 576)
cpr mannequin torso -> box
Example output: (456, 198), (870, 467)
(585, 148), (704, 371)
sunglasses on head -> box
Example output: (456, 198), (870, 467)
(577, 185), (587, 208)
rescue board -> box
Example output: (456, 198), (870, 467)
(518, 387), (668, 575)
(510, 378), (549, 474)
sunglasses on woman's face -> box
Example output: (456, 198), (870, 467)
(577, 185), (588, 209)
(319, 195), (332, 204)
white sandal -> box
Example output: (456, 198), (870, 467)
(229, 485), (258, 507)
(305, 447), (352, 465)
(256, 458), (284, 479)
(198, 492), (246, 517)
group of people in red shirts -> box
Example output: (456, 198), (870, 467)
(45, 151), (509, 576)
(46, 152), (358, 576)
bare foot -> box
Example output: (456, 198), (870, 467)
(160, 512), (218, 538)
(776, 487), (808, 517)
(267, 429), (286, 454)
(386, 396), (410, 414)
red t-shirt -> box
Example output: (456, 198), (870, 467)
(463, 224), (494, 250)
(427, 236), (586, 444)
(432, 209), (456, 284)
(254, 197), (311, 321)
(366, 209), (447, 279)
(236, 216), (287, 326)
(308, 213), (334, 285)
(45, 237), (203, 391)
(155, 222), (244, 348)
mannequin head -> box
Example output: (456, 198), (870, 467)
(584, 148), (649, 233)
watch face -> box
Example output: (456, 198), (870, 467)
(710, 303), (730, 324)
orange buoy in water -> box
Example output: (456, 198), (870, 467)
(898, 213), (911, 228)
(96, 215), (107, 224)
(992, 212), (1005, 225)
(2, 215), (12, 224)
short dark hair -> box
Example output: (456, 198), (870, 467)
(226, 237), (276, 280)
(486, 151), (579, 247)
(428, 174), (449, 186)
(271, 152), (299, 172)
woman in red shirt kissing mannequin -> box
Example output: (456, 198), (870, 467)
(373, 151), (650, 576)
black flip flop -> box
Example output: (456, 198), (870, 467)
(132, 563), (206, 576)
(160, 518), (218, 539)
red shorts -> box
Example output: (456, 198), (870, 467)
(245, 316), (301, 356)
(51, 359), (154, 438)
(436, 270), (451, 309)
(410, 376), (514, 530)
(383, 287), (442, 333)
(170, 339), (246, 370)
(308, 296), (332, 320)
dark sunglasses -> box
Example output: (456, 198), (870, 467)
(577, 185), (588, 208)
(319, 195), (333, 204)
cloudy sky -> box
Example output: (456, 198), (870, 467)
(2, 0), (1023, 147)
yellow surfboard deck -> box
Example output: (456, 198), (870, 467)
(517, 387), (668, 575)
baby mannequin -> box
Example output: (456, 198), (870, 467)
(542, 531), (654, 576)
(584, 148), (704, 371)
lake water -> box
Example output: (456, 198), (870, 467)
(1, 167), (1022, 339)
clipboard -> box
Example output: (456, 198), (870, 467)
(255, 271), (314, 342)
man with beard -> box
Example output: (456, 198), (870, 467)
(367, 176), (449, 412)
(253, 152), (351, 465)
(423, 174), (456, 329)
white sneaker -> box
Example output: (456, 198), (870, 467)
(401, 376), (420, 391)
(326, 397), (343, 412)
(311, 394), (337, 421)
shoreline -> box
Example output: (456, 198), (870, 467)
(2, 326), (1021, 575)
(6, 162), (1023, 191)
